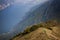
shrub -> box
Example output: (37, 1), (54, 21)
(22, 27), (31, 35)
(30, 25), (39, 31)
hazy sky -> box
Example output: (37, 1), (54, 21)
(0, 0), (48, 34)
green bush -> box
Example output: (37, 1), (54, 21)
(30, 25), (39, 31)
(22, 27), (31, 35)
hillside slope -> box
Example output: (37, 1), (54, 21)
(11, 20), (60, 40)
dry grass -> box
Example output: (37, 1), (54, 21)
(11, 20), (60, 40)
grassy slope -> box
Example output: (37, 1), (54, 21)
(11, 20), (60, 40)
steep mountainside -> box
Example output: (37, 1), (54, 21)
(12, 0), (60, 36)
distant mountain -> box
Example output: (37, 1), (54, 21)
(0, 0), (14, 10)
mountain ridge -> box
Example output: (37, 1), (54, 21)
(11, 20), (60, 40)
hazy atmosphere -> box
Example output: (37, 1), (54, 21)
(0, 0), (60, 40)
(0, 0), (48, 34)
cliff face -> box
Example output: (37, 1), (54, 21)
(11, 20), (60, 40)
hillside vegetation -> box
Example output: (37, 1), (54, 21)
(11, 20), (60, 40)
